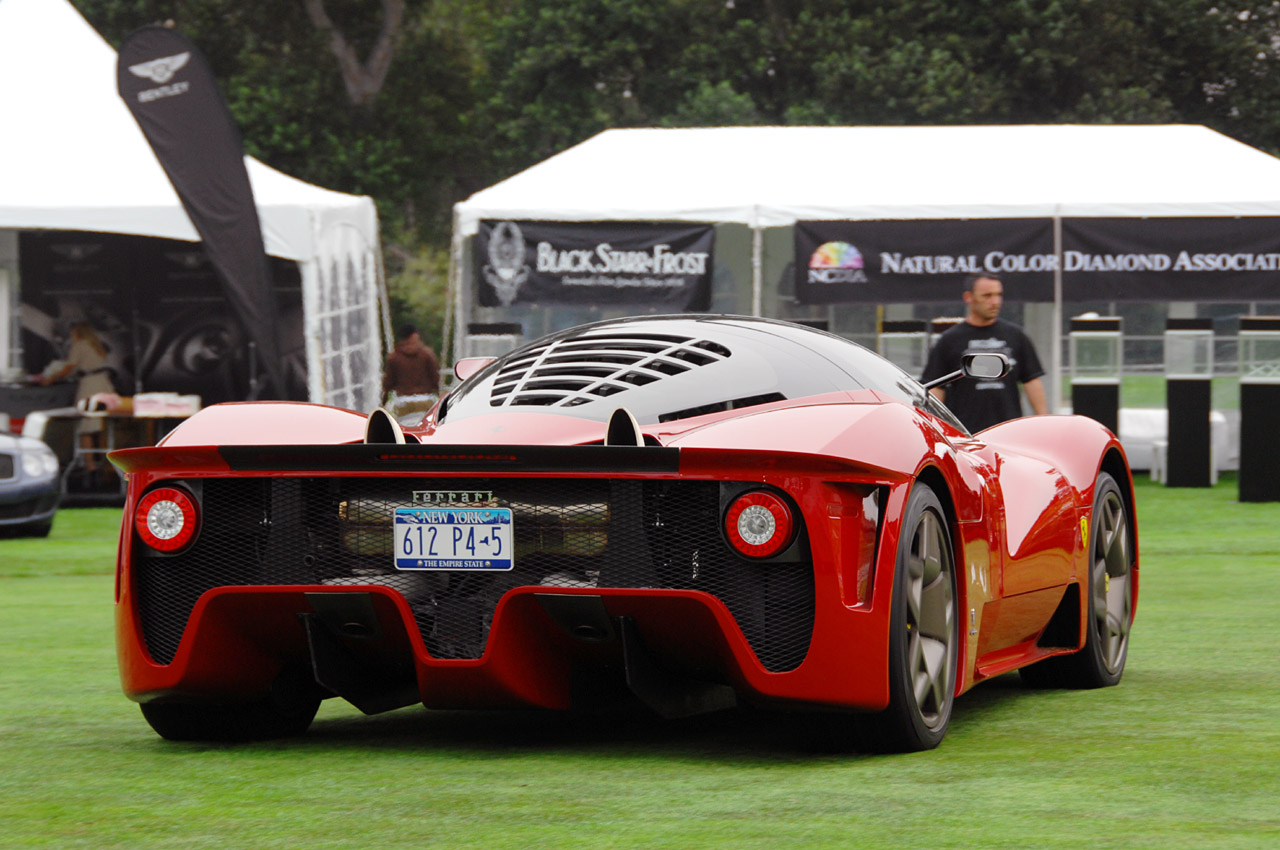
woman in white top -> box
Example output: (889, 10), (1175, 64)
(43, 322), (115, 470)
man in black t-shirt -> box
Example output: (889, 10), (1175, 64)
(920, 273), (1048, 433)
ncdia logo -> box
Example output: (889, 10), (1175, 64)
(808, 241), (868, 284)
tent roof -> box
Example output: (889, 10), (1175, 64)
(0, 0), (375, 261)
(455, 124), (1280, 235)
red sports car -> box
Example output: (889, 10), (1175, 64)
(110, 315), (1137, 751)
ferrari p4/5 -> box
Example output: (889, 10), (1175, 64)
(111, 316), (1137, 751)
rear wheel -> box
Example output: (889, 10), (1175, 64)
(867, 482), (958, 752)
(1021, 471), (1133, 688)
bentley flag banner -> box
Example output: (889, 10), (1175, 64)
(795, 219), (1055, 304)
(118, 25), (283, 398)
(476, 221), (714, 310)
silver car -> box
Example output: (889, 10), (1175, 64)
(0, 432), (61, 537)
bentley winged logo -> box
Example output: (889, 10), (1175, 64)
(50, 243), (102, 262)
(128, 52), (190, 84)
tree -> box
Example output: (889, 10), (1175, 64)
(73, 0), (1280, 243)
(474, 0), (712, 175)
(477, 0), (1280, 173)
(303, 0), (406, 107)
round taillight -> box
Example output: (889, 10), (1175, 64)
(724, 491), (794, 559)
(135, 487), (199, 552)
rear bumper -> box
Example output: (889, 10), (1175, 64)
(117, 581), (892, 714)
(114, 447), (899, 716)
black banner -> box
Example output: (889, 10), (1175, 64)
(1063, 217), (1280, 301)
(476, 221), (713, 309)
(795, 219), (1055, 304)
(18, 232), (308, 403)
(117, 25), (283, 398)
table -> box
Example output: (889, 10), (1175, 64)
(43, 412), (189, 499)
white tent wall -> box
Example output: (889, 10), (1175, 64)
(0, 0), (385, 409)
(304, 210), (388, 411)
(0, 231), (17, 377)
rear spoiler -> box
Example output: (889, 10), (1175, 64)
(111, 443), (903, 481)
(110, 444), (681, 475)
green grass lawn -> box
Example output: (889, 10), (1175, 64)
(1, 480), (1277, 849)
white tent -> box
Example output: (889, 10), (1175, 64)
(452, 124), (1280, 408)
(456, 124), (1280, 233)
(0, 0), (385, 409)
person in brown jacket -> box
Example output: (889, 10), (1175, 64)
(382, 323), (440, 420)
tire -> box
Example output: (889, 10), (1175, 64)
(865, 482), (959, 752)
(140, 689), (320, 743)
(1020, 471), (1134, 689)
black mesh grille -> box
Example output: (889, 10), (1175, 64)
(0, 454), (13, 480)
(134, 478), (814, 673)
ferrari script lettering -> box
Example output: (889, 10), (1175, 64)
(412, 490), (494, 505)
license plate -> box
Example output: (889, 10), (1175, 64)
(393, 507), (513, 571)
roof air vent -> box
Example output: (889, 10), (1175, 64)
(489, 333), (731, 409)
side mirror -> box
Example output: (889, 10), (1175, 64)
(962, 352), (1012, 380)
(922, 352), (1012, 390)
(453, 357), (496, 383)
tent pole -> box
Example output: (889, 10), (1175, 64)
(1052, 213), (1064, 414)
(751, 224), (763, 317)
(129, 268), (143, 395)
(443, 208), (462, 376)
(376, 240), (393, 355)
